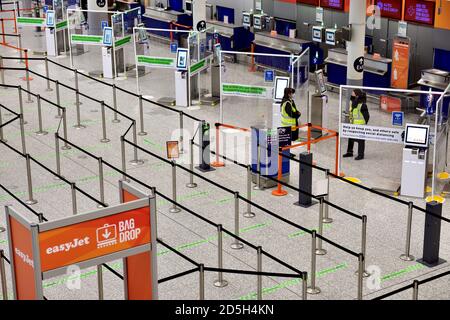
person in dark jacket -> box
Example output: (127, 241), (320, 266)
(343, 89), (370, 160)
(280, 88), (301, 141)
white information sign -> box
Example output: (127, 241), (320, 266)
(340, 123), (405, 144)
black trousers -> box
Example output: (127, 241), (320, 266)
(347, 139), (365, 156)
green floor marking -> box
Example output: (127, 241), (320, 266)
(288, 224), (332, 239)
(143, 138), (165, 151)
(238, 262), (348, 300)
(0, 239), (6, 245)
(381, 263), (425, 283)
(156, 190), (210, 207)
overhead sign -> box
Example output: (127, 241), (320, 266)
(222, 83), (272, 99)
(392, 111), (404, 126)
(391, 39), (410, 89)
(196, 20), (207, 33)
(340, 123), (404, 144)
(96, 0), (106, 8)
(137, 55), (176, 68)
(71, 34), (103, 45)
(353, 56), (365, 73)
(16, 17), (45, 26)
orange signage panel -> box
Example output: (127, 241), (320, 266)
(7, 209), (38, 300)
(391, 39), (410, 89)
(38, 205), (151, 272)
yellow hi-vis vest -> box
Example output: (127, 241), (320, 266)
(281, 100), (297, 127)
(350, 103), (366, 125)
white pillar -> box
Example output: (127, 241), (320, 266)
(346, 0), (366, 87)
(193, 0), (206, 28)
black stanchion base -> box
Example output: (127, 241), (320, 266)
(417, 258), (447, 268)
(294, 200), (318, 208)
(196, 165), (215, 173)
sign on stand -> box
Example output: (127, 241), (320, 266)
(222, 83), (272, 99)
(340, 123), (405, 144)
(136, 55), (176, 68)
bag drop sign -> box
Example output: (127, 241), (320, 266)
(340, 123), (404, 144)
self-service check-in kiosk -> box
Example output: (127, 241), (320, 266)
(45, 10), (68, 57)
(101, 27), (115, 79)
(311, 69), (328, 138)
(401, 124), (430, 198)
(175, 48), (189, 107)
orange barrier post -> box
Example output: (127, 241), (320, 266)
(248, 43), (256, 72)
(307, 123), (312, 153)
(21, 49), (33, 81)
(211, 123), (225, 167)
(13, 9), (17, 34)
(271, 151), (288, 196)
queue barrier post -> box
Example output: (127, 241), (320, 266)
(38, 213), (44, 223)
(18, 86), (27, 124)
(0, 249), (7, 300)
(129, 121), (144, 165)
(73, 69), (82, 106)
(213, 224), (228, 288)
(307, 231), (320, 295)
(54, 133), (62, 179)
(97, 265), (104, 300)
(55, 80), (62, 118)
(18, 34), (23, 63)
(61, 108), (71, 150)
(112, 84), (120, 123)
(400, 202), (415, 261)
(0, 105), (5, 143)
(230, 192), (243, 250)
(253, 140), (262, 190)
(186, 139), (197, 188)
(357, 253), (364, 300)
(73, 89), (85, 129)
(323, 169), (333, 223)
(412, 280), (419, 300)
(257, 246), (262, 300)
(120, 136), (128, 182)
(179, 111), (184, 154)
(315, 197), (327, 256)
(138, 95), (147, 136)
(100, 101), (110, 143)
(71, 182), (77, 215)
(271, 150), (288, 196)
(98, 157), (107, 208)
(211, 123), (224, 167)
(169, 160), (181, 213)
(19, 113), (26, 154)
(35, 94), (48, 135)
(302, 272), (307, 300)
(44, 58), (52, 91)
(355, 215), (370, 277)
(0, 55), (4, 85)
(199, 264), (205, 300)
(243, 165), (255, 218)
(25, 51), (33, 103)
(25, 154), (37, 205)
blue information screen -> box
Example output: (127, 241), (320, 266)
(265, 70), (274, 82)
(392, 111), (404, 126)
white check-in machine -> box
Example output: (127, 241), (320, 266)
(312, 26), (325, 43)
(45, 10), (57, 56)
(325, 28), (336, 46)
(175, 48), (189, 107)
(242, 11), (253, 28)
(271, 76), (290, 128)
(253, 13), (267, 30)
(311, 69), (328, 138)
(401, 124), (430, 198)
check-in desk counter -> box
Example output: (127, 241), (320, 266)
(207, 20), (254, 51)
(142, 7), (191, 39)
(325, 48), (392, 89)
(253, 31), (314, 72)
(418, 69), (450, 118)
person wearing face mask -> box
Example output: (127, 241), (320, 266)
(343, 89), (370, 160)
(280, 87), (301, 141)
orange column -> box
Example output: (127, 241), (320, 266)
(271, 151), (288, 196)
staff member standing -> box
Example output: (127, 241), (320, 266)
(343, 89), (370, 160)
(280, 88), (301, 141)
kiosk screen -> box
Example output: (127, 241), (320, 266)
(405, 125), (429, 147)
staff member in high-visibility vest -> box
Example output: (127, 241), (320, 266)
(343, 89), (370, 160)
(280, 88), (301, 141)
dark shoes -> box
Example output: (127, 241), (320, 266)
(343, 153), (353, 158)
(355, 155), (364, 160)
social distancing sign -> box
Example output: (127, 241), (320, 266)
(340, 123), (404, 144)
(4, 181), (158, 300)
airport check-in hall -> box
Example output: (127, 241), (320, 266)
(0, 0), (450, 304)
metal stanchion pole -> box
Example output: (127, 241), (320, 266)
(357, 253), (364, 300)
(73, 89), (85, 129)
(71, 182), (77, 215)
(138, 95), (147, 136)
(54, 133), (62, 180)
(257, 246), (262, 300)
(307, 231), (320, 294)
(214, 224), (228, 287)
(61, 108), (70, 150)
(186, 139), (197, 188)
(412, 280), (419, 300)
(25, 154), (37, 205)
(20, 114), (26, 154)
(120, 136), (128, 181)
(0, 56), (4, 85)
(230, 192), (244, 249)
(356, 215), (370, 277)
(302, 272), (307, 300)
(97, 265), (104, 300)
(35, 95), (48, 135)
(253, 143), (262, 190)
(243, 165), (256, 218)
(38, 213), (44, 223)
(400, 202), (415, 261)
(129, 121), (144, 165)
(19, 35), (23, 63)
(0, 106), (5, 143)
(179, 111), (184, 153)
(55, 80), (62, 118)
(18, 86), (27, 124)
(0, 249), (7, 300)
(112, 84), (120, 123)
(73, 69), (82, 106)
(316, 197), (327, 255)
(169, 161), (181, 213)
(25, 71), (33, 103)
(44, 58), (52, 91)
(199, 264), (205, 300)
(98, 157), (107, 208)
(323, 169), (333, 223)
(100, 101), (110, 143)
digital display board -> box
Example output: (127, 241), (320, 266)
(404, 0), (435, 26)
(375, 0), (403, 20)
(297, 0), (320, 6)
(320, 0), (344, 10)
